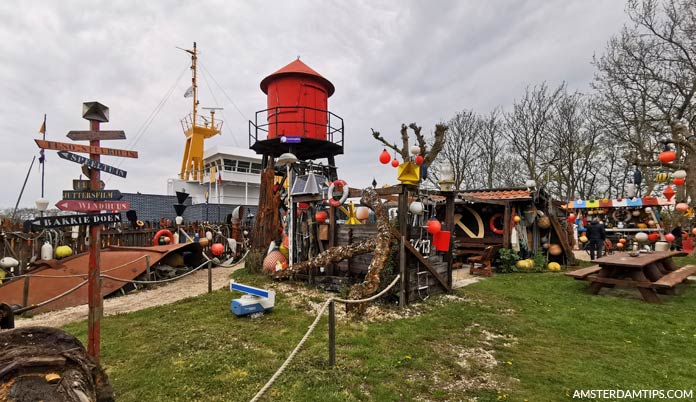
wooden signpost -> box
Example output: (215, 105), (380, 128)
(58, 150), (127, 178)
(55, 200), (130, 212)
(34, 101), (137, 362)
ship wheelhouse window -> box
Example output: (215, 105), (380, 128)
(251, 163), (262, 174)
(223, 159), (235, 171)
(237, 161), (251, 173)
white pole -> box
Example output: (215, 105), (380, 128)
(288, 164), (293, 268)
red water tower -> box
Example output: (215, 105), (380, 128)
(249, 58), (344, 165)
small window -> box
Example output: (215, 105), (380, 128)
(251, 163), (263, 174)
(237, 161), (251, 173)
(223, 159), (235, 171)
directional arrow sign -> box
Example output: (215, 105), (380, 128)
(57, 151), (127, 178)
(32, 213), (122, 228)
(62, 190), (122, 201)
(66, 130), (126, 141)
(35, 139), (138, 158)
(55, 200), (130, 212)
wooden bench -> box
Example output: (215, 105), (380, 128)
(468, 245), (500, 277)
(565, 265), (601, 280)
(652, 264), (696, 288)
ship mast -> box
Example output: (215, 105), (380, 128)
(178, 42), (223, 181)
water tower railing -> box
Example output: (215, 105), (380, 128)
(248, 106), (344, 149)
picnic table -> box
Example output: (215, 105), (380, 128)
(566, 251), (696, 303)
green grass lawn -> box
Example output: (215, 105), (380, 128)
(62, 264), (696, 402)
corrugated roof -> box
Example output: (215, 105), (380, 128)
(260, 59), (335, 96)
(459, 188), (531, 200)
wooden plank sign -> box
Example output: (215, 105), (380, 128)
(58, 151), (127, 178)
(73, 179), (105, 191)
(35, 139), (138, 158)
(32, 213), (122, 228)
(55, 200), (131, 212)
(62, 190), (122, 201)
(66, 130), (126, 141)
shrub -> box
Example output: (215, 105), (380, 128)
(531, 251), (548, 273)
(245, 248), (265, 274)
(496, 248), (520, 273)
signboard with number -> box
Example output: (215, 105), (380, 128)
(58, 151), (127, 178)
(62, 190), (122, 201)
(73, 179), (106, 191)
(35, 139), (138, 158)
(32, 212), (122, 228)
(55, 200), (130, 212)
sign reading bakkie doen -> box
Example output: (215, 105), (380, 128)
(32, 212), (122, 228)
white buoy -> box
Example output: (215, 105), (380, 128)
(41, 241), (54, 261)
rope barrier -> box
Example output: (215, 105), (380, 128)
(14, 280), (88, 314)
(4, 254), (150, 280)
(249, 299), (331, 402)
(249, 274), (401, 402)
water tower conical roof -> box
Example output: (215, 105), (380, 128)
(260, 59), (335, 96)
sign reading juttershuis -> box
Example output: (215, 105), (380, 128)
(62, 190), (122, 201)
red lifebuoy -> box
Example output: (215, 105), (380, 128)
(327, 179), (349, 207)
(489, 213), (504, 235)
(153, 229), (174, 246)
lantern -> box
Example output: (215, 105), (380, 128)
(673, 169), (687, 179)
(415, 155), (424, 165)
(663, 185), (675, 201)
(409, 201), (424, 215)
(379, 149), (391, 164)
(426, 218), (442, 235)
(673, 177), (685, 186)
(665, 233), (676, 242)
(676, 202), (689, 212)
(211, 243), (224, 256)
(410, 145), (421, 155)
(635, 232), (649, 242)
(355, 206), (370, 220)
(659, 150), (676, 163)
(391, 159), (399, 168)
(315, 210), (328, 223)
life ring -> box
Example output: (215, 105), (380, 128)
(153, 229), (174, 246)
(327, 179), (348, 207)
(611, 209), (632, 223)
(489, 213), (505, 235)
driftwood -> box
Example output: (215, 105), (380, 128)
(251, 166), (282, 250)
(0, 326), (114, 402)
(290, 188), (393, 314)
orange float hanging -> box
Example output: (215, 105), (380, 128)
(659, 150), (676, 163)
(379, 149), (391, 164)
(663, 185), (676, 200)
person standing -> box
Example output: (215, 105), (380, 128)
(586, 218), (606, 260)
(671, 223), (685, 251)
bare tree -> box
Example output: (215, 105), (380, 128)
(502, 82), (564, 189)
(593, 0), (696, 203)
(477, 108), (509, 188)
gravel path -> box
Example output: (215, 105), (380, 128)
(15, 263), (244, 328)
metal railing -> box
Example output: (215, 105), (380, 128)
(248, 106), (344, 149)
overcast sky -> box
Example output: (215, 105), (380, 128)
(0, 0), (629, 209)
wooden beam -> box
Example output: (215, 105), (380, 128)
(444, 191), (455, 289)
(390, 227), (450, 292)
(503, 202), (511, 248)
(398, 187), (409, 307)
